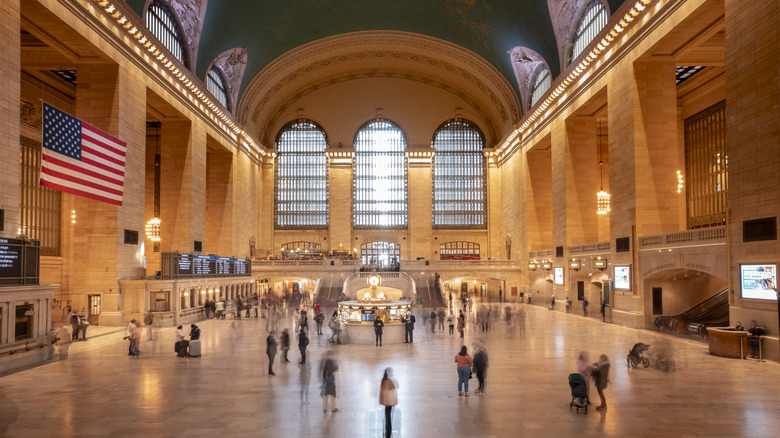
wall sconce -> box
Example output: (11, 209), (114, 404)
(145, 217), (161, 241)
(676, 170), (684, 193)
(593, 257), (607, 270)
(569, 258), (582, 270)
(541, 260), (553, 270)
(528, 260), (538, 270)
(71, 210), (76, 224)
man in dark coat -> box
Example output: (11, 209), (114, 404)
(266, 331), (277, 375)
(402, 311), (416, 343)
(472, 340), (489, 394)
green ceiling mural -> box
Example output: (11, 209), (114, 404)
(125, 0), (627, 104)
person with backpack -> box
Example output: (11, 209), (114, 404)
(314, 310), (325, 335)
(298, 328), (309, 364)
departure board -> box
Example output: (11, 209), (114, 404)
(161, 252), (252, 279)
(0, 238), (39, 285)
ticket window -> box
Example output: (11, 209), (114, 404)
(151, 291), (170, 312)
(15, 305), (32, 341)
(181, 290), (188, 309)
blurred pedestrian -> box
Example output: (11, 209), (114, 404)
(144, 310), (154, 340)
(320, 351), (339, 412)
(374, 316), (384, 346)
(280, 328), (291, 363)
(266, 331), (277, 375)
(592, 354), (611, 410)
(472, 340), (488, 394)
(298, 328), (309, 364)
(379, 368), (397, 437)
(457, 311), (465, 339)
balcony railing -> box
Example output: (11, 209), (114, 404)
(639, 225), (726, 250)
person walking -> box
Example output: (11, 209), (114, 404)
(429, 310), (437, 333)
(374, 316), (384, 346)
(472, 340), (489, 394)
(128, 319), (141, 357)
(576, 351), (591, 394)
(457, 311), (465, 339)
(299, 359), (312, 405)
(437, 308), (445, 332)
(455, 345), (473, 396)
(69, 311), (81, 341)
(314, 310), (324, 335)
(144, 310), (154, 340)
(592, 354), (611, 410)
(320, 351), (339, 413)
(79, 310), (90, 341)
(447, 311), (455, 336)
(379, 368), (397, 438)
(298, 328), (309, 364)
(235, 297), (243, 319)
(403, 311), (416, 343)
(280, 328), (291, 363)
(266, 331), (277, 375)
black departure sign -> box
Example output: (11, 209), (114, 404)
(161, 252), (252, 279)
(0, 238), (39, 285)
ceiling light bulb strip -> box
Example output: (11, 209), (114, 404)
(497, 0), (658, 161)
(91, 0), (266, 156)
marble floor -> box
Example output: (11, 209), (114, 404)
(1, 304), (780, 437)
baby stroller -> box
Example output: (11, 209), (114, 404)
(627, 342), (650, 368)
(568, 373), (589, 413)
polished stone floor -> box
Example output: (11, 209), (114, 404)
(2, 303), (780, 437)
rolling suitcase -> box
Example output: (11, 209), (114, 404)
(188, 339), (201, 357)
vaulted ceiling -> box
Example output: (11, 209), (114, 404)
(126, 0), (627, 99)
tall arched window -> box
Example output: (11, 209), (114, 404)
(206, 66), (229, 111)
(432, 119), (487, 229)
(530, 66), (551, 108)
(353, 119), (408, 229)
(571, 1), (608, 63)
(274, 120), (329, 229)
(146, 0), (187, 67)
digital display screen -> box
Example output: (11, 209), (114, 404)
(554, 267), (564, 285)
(740, 264), (777, 301)
(162, 253), (252, 279)
(0, 238), (39, 285)
(614, 265), (631, 290)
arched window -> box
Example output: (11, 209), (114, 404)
(530, 67), (551, 108)
(360, 242), (401, 268)
(206, 66), (229, 110)
(281, 241), (323, 257)
(571, 1), (608, 63)
(274, 120), (329, 229)
(440, 241), (481, 260)
(431, 119), (487, 229)
(353, 119), (408, 229)
(146, 0), (187, 67)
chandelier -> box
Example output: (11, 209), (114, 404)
(145, 217), (161, 242)
(597, 119), (610, 215)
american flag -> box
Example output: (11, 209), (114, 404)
(41, 103), (126, 206)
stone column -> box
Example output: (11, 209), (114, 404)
(725, 0), (780, 352)
(0, 0), (20, 238)
(407, 151), (433, 259)
(71, 64), (146, 326)
(206, 146), (234, 256)
(328, 155), (354, 254)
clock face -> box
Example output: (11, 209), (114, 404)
(368, 275), (381, 287)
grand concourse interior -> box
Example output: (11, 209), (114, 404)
(0, 0), (779, 435)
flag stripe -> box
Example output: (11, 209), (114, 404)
(82, 138), (126, 169)
(40, 179), (122, 205)
(80, 147), (126, 177)
(40, 103), (126, 206)
(42, 153), (124, 188)
(41, 157), (122, 194)
(82, 124), (127, 158)
(40, 166), (124, 197)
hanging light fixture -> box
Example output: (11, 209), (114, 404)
(145, 217), (161, 241)
(596, 119), (611, 215)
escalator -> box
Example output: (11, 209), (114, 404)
(654, 288), (729, 337)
